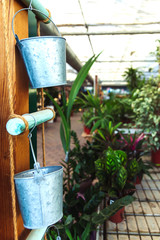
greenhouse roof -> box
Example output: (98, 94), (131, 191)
(39, 0), (160, 86)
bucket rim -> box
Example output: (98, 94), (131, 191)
(18, 36), (66, 42)
(32, 82), (66, 89)
(23, 212), (63, 229)
(14, 165), (63, 180)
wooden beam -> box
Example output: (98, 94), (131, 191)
(56, 21), (160, 27)
(0, 0), (30, 238)
(61, 30), (160, 36)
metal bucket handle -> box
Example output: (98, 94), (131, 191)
(23, 113), (41, 172)
(12, 7), (61, 41)
(45, 224), (61, 239)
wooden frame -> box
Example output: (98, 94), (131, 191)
(0, 0), (30, 238)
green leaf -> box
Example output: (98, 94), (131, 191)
(115, 150), (127, 166)
(65, 215), (74, 226)
(127, 159), (139, 177)
(83, 192), (105, 214)
(81, 223), (91, 240)
(81, 214), (91, 222)
(91, 119), (102, 132)
(67, 53), (102, 120)
(116, 166), (127, 190)
(97, 129), (106, 140)
(86, 116), (99, 126)
(44, 92), (70, 153)
(47, 233), (53, 240)
(95, 158), (105, 171)
(91, 195), (135, 225)
(45, 53), (101, 154)
(105, 154), (118, 175)
(113, 121), (122, 131)
(60, 123), (67, 153)
(65, 228), (73, 240)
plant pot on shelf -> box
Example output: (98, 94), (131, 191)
(108, 199), (125, 224)
(135, 175), (142, 185)
(84, 125), (92, 134)
(151, 149), (160, 167)
(109, 207), (125, 224)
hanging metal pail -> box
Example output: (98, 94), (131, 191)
(14, 166), (63, 229)
(12, 8), (66, 89)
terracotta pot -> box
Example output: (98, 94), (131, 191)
(135, 175), (142, 185)
(151, 149), (160, 167)
(84, 125), (91, 134)
(108, 198), (125, 223)
(109, 206), (125, 224)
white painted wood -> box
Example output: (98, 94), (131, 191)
(26, 227), (47, 240)
(6, 109), (54, 135)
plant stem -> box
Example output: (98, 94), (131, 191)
(103, 197), (107, 240)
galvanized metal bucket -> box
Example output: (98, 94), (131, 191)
(12, 8), (66, 88)
(14, 166), (63, 229)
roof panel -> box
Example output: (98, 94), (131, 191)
(39, 0), (160, 85)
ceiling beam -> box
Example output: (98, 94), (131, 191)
(61, 30), (160, 36)
(57, 22), (160, 27)
(86, 60), (156, 63)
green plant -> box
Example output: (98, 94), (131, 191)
(46, 134), (135, 240)
(81, 108), (94, 129)
(47, 194), (134, 240)
(122, 66), (145, 93)
(93, 121), (122, 151)
(95, 147), (135, 198)
(75, 91), (113, 132)
(61, 131), (101, 191)
(119, 132), (153, 181)
(102, 96), (134, 124)
(45, 54), (101, 160)
(131, 76), (160, 151)
(150, 39), (160, 64)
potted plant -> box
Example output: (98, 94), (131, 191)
(122, 66), (145, 93)
(119, 132), (153, 184)
(93, 121), (122, 151)
(75, 91), (113, 133)
(46, 137), (135, 239)
(47, 188), (134, 240)
(95, 147), (136, 223)
(101, 94), (135, 125)
(131, 76), (160, 166)
(62, 131), (101, 192)
(81, 109), (94, 134)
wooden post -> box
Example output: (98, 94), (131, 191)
(95, 75), (98, 96)
(0, 0), (30, 239)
